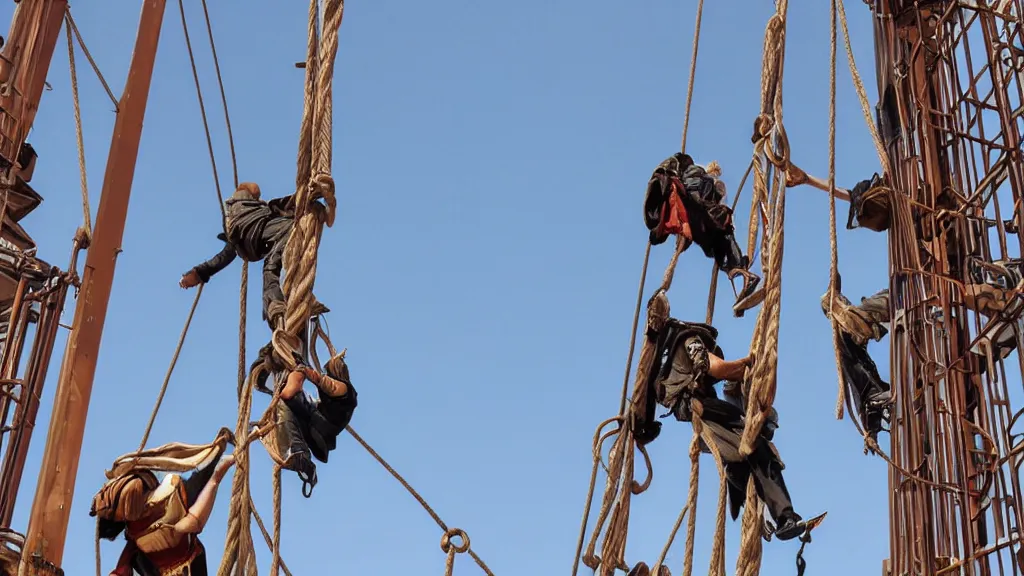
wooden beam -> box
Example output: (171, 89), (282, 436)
(18, 1), (167, 573)
(0, 0), (69, 166)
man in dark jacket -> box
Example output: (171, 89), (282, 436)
(821, 278), (893, 443)
(180, 182), (297, 329)
(257, 350), (358, 497)
(643, 153), (762, 317)
(633, 291), (807, 541)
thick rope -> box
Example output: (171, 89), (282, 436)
(217, 266), (256, 576)
(272, 0), (342, 367)
(739, 0), (790, 459)
(826, 0), (847, 421)
(702, 428), (728, 576)
(573, 0), (712, 570)
(681, 421), (701, 576)
(65, 14), (92, 241)
(270, 465), (283, 576)
(734, 475), (764, 576)
(64, 9), (118, 110)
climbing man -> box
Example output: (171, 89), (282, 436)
(820, 276), (892, 444)
(964, 256), (1023, 363)
(965, 257), (1024, 316)
(179, 182), (324, 330)
(257, 349), (358, 496)
(643, 152), (762, 317)
(91, 428), (236, 576)
(635, 290), (808, 541)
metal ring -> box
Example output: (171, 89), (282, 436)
(440, 528), (471, 554)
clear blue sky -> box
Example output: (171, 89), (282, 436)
(10, 1), (912, 573)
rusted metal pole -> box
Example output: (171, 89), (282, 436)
(18, 1), (167, 574)
(0, 0), (68, 165)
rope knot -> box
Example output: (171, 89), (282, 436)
(751, 114), (774, 143)
(646, 290), (671, 335)
(307, 172), (338, 227)
(440, 528), (471, 554)
(762, 121), (791, 170)
(73, 225), (92, 250)
(270, 329), (303, 370)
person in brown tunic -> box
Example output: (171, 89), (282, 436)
(92, 431), (235, 576)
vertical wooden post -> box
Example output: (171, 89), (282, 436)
(18, 1), (167, 573)
(0, 0), (69, 165)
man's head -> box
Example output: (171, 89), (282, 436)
(235, 182), (262, 200)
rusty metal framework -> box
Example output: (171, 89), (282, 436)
(0, 2), (72, 574)
(0, 235), (73, 576)
(870, 0), (1024, 574)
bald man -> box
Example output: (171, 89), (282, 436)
(180, 182), (297, 329)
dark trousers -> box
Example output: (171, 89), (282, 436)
(688, 202), (747, 274)
(261, 216), (294, 323)
(697, 396), (794, 523)
(837, 332), (890, 434)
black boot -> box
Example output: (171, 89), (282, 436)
(732, 272), (764, 317)
(275, 400), (318, 496)
(774, 509), (805, 541)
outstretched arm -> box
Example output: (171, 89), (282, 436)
(280, 367), (349, 400)
(708, 353), (752, 383)
(181, 242), (237, 288)
(172, 455), (235, 535)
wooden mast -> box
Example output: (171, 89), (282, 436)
(18, 1), (167, 574)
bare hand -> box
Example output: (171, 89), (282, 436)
(180, 270), (200, 289)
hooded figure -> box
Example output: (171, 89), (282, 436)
(643, 153), (763, 317)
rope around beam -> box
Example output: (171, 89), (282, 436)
(64, 11), (92, 242)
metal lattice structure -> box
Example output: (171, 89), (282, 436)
(871, 0), (1024, 574)
(0, 2), (71, 574)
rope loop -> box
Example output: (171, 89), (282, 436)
(270, 330), (303, 370)
(751, 114), (775, 144)
(441, 528), (471, 554)
(307, 172), (338, 226)
(763, 122), (791, 169)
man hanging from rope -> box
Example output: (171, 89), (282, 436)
(634, 290), (808, 541)
(253, 348), (358, 496)
(643, 153), (763, 317)
(820, 276), (893, 444)
(91, 429), (236, 576)
(179, 182), (326, 330)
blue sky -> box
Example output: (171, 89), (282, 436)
(7, 1), (919, 573)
